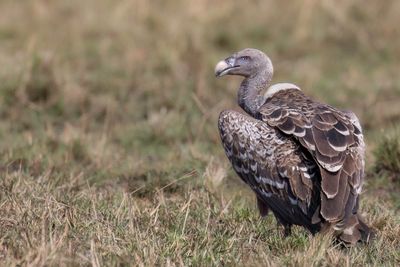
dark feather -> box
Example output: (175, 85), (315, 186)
(334, 120), (349, 134)
(279, 117), (295, 133)
(320, 168), (340, 198)
(326, 128), (347, 150)
(313, 127), (339, 157)
(320, 171), (350, 220)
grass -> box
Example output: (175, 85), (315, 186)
(374, 129), (400, 180)
(0, 0), (399, 266)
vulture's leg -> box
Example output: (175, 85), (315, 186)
(273, 213), (292, 237)
(283, 225), (292, 237)
(257, 197), (270, 217)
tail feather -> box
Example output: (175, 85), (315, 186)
(357, 215), (375, 243)
(337, 214), (374, 245)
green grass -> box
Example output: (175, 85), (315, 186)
(374, 129), (400, 180)
(0, 0), (399, 266)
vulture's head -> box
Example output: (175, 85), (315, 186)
(215, 48), (273, 78)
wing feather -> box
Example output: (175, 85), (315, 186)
(321, 170), (350, 220)
(259, 89), (365, 223)
(218, 110), (320, 230)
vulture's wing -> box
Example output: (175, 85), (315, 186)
(259, 89), (365, 224)
(218, 110), (321, 232)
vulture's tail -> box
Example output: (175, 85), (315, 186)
(357, 215), (375, 243)
(337, 214), (374, 245)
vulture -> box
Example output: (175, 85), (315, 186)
(215, 48), (373, 245)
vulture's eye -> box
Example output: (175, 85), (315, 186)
(238, 56), (251, 62)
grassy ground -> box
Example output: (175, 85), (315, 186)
(0, 0), (399, 266)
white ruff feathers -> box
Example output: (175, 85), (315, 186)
(264, 83), (300, 100)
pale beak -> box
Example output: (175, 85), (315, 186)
(215, 56), (238, 77)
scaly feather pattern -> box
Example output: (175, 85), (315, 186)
(258, 89), (369, 243)
(218, 110), (321, 234)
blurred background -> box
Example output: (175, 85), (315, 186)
(0, 0), (399, 265)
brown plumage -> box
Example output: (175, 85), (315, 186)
(215, 48), (373, 245)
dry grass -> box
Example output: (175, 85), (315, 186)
(374, 129), (400, 181)
(0, 0), (399, 266)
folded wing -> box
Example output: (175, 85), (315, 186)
(218, 110), (321, 232)
(259, 89), (365, 223)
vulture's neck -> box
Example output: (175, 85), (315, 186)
(238, 70), (271, 116)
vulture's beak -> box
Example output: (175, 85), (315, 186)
(215, 56), (238, 77)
